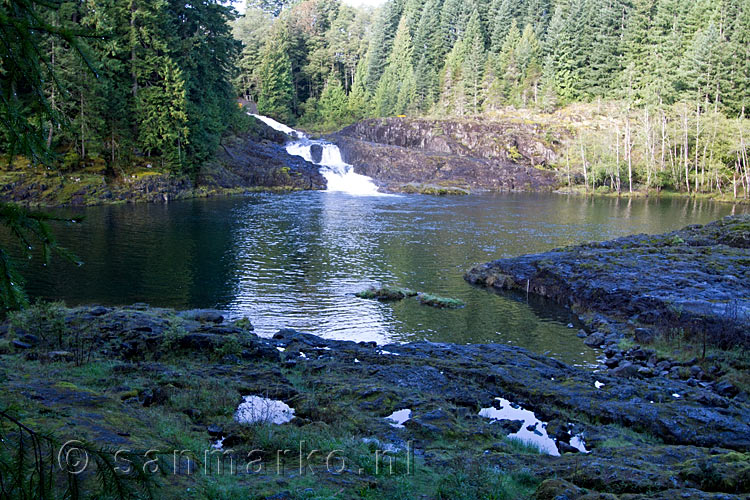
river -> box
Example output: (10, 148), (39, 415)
(11, 190), (746, 366)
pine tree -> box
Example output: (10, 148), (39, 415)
(348, 57), (373, 120)
(619, 0), (655, 102)
(490, 0), (515, 53)
(374, 18), (416, 115)
(168, 0), (240, 172)
(646, 0), (689, 104)
(725, 0), (750, 113)
(365, 0), (403, 92)
(462, 9), (486, 114)
(515, 24), (541, 105)
(318, 76), (349, 128)
(523, 0), (550, 37)
(258, 34), (295, 123)
(679, 21), (726, 105)
(413, 0), (444, 64)
(440, 0), (465, 50)
(587, 0), (625, 97)
(412, 0), (444, 110)
(542, 0), (591, 101)
(136, 58), (189, 171)
(438, 42), (464, 115)
(497, 20), (521, 101)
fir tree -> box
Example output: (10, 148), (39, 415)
(462, 9), (486, 114)
(258, 35), (295, 123)
(348, 57), (373, 120)
(136, 58), (189, 171)
(318, 76), (349, 128)
(365, 0), (403, 92)
(523, 0), (550, 37)
(490, 0), (515, 53)
(374, 18), (416, 115)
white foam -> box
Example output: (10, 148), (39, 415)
(250, 114), (305, 138)
(253, 114), (383, 196)
(569, 433), (590, 453)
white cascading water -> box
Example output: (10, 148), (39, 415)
(251, 114), (382, 196)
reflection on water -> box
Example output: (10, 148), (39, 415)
(8, 192), (746, 365)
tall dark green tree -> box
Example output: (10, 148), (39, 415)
(258, 32), (295, 122)
(462, 9), (486, 114)
(365, 0), (403, 92)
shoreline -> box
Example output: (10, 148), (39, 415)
(2, 166), (748, 210)
(1, 302), (748, 498)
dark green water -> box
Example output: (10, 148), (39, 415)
(10, 192), (747, 366)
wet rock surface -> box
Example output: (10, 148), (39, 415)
(197, 121), (326, 192)
(1, 304), (749, 497)
(329, 117), (563, 194)
(466, 215), (750, 349)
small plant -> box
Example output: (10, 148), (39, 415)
(216, 336), (242, 359)
(233, 317), (253, 331)
(161, 322), (187, 353)
(9, 300), (67, 348)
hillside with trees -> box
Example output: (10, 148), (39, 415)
(1, 0), (242, 177)
(237, 0), (750, 198)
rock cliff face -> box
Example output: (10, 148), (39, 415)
(197, 123), (326, 192)
(329, 117), (565, 194)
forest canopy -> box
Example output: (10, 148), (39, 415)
(235, 0), (750, 195)
(0, 0), (242, 176)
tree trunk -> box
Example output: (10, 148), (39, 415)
(580, 139), (588, 192)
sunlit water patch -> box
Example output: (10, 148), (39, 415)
(479, 397), (560, 456)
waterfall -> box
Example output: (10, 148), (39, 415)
(251, 114), (382, 196)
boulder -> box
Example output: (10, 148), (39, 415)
(612, 362), (640, 378)
(178, 309), (224, 324)
(584, 332), (606, 347)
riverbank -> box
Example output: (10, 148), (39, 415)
(557, 185), (750, 206)
(1, 300), (748, 499)
(0, 117), (326, 208)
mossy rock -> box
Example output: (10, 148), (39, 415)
(678, 452), (750, 492)
(355, 286), (417, 301)
(417, 293), (465, 309)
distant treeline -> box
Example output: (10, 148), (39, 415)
(237, 0), (750, 196)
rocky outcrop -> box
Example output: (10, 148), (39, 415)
(466, 215), (750, 349)
(197, 128), (326, 192)
(329, 117), (565, 193)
